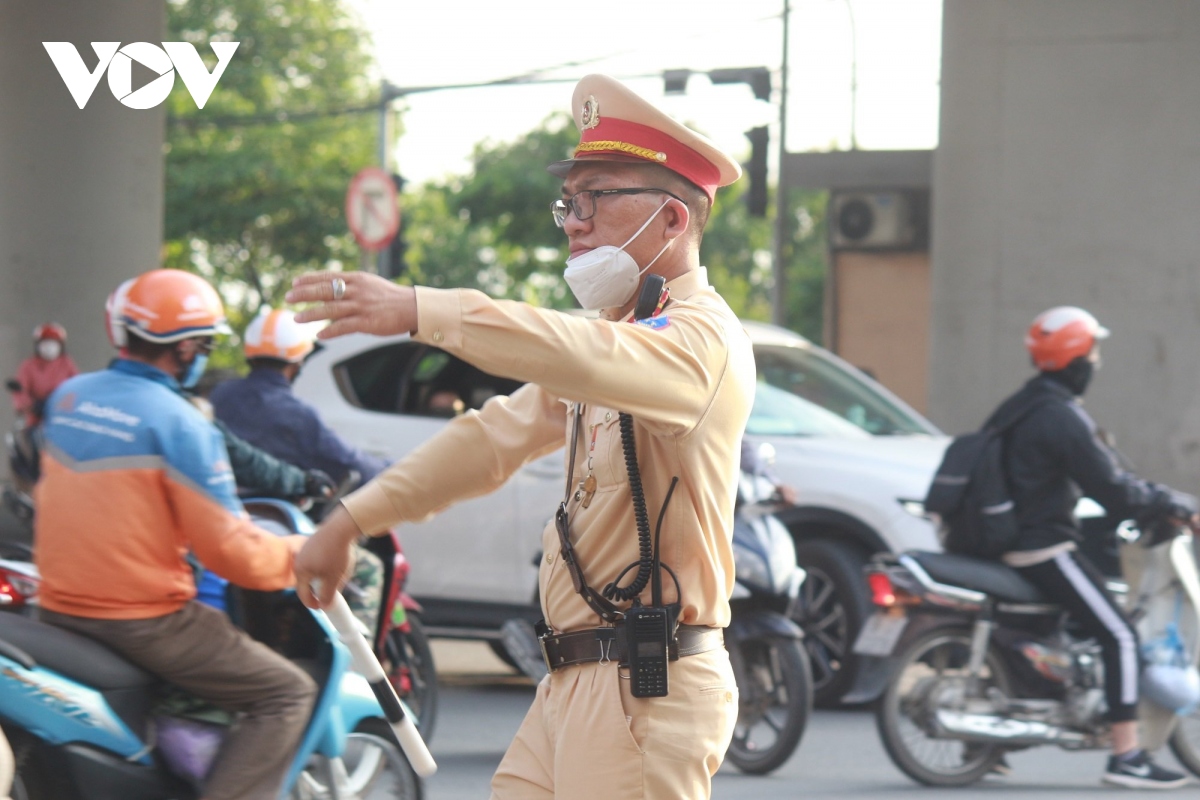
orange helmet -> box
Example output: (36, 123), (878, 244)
(120, 269), (231, 344)
(243, 308), (317, 363)
(104, 278), (136, 349)
(1025, 306), (1110, 371)
(33, 322), (67, 343)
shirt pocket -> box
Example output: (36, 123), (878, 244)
(586, 407), (626, 492)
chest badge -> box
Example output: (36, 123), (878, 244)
(635, 315), (671, 331)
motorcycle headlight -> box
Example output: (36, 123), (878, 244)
(766, 520), (799, 595)
(898, 499), (928, 518)
(733, 539), (772, 592)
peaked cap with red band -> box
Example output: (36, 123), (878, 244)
(547, 74), (741, 201)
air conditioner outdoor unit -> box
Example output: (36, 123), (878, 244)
(828, 190), (927, 251)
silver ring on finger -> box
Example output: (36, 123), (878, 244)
(331, 277), (347, 301)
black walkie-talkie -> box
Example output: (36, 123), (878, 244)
(625, 604), (670, 697)
(623, 272), (672, 698)
(633, 274), (666, 321)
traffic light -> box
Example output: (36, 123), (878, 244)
(386, 218), (407, 279)
(382, 174), (407, 279)
(745, 127), (769, 217)
(709, 67), (771, 102)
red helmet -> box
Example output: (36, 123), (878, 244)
(1025, 306), (1110, 371)
(120, 270), (231, 344)
(33, 323), (66, 343)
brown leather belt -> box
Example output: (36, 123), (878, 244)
(539, 624), (724, 673)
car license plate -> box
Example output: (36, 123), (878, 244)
(853, 612), (909, 657)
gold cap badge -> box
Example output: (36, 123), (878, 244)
(580, 95), (600, 130)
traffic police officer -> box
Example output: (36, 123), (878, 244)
(289, 74), (755, 799)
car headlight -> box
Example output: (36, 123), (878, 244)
(733, 539), (772, 592)
(898, 498), (928, 519)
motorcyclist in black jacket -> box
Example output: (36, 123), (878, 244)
(988, 306), (1198, 789)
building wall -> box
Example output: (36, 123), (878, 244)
(0, 2), (165, 387)
(930, 0), (1200, 491)
(833, 251), (931, 413)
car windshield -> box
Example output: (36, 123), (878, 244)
(747, 382), (871, 439)
(753, 343), (935, 436)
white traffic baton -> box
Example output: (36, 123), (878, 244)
(319, 590), (438, 778)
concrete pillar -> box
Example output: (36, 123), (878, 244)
(0, 1), (165, 391)
(930, 0), (1200, 491)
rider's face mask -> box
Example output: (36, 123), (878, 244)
(563, 199), (674, 311)
(36, 340), (62, 361)
(178, 340), (212, 390)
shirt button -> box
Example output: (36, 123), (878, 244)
(605, 411), (612, 422)
(725, 691), (734, 703)
(545, 552), (554, 565)
(432, 331), (444, 343)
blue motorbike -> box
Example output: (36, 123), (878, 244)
(0, 498), (423, 800)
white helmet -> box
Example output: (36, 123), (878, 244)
(104, 278), (136, 349)
(243, 308), (319, 364)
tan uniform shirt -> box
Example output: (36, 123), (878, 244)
(343, 268), (755, 632)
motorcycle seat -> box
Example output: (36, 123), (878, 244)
(0, 612), (153, 690)
(906, 551), (1049, 605)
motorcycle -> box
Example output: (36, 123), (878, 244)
(723, 446), (812, 775)
(5, 449), (440, 743)
(3, 380), (38, 527)
(0, 549), (38, 617)
(852, 517), (1200, 786)
(0, 497), (424, 800)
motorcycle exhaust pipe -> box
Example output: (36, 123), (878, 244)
(935, 709), (1085, 747)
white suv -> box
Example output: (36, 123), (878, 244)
(292, 321), (949, 704)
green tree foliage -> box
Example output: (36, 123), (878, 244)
(163, 0), (381, 365)
(400, 115), (578, 309)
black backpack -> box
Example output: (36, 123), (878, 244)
(924, 398), (1050, 558)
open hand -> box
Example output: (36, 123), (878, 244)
(286, 271), (418, 339)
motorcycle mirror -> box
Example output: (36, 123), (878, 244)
(756, 442), (776, 467)
(4, 380), (19, 394)
(1116, 519), (1142, 544)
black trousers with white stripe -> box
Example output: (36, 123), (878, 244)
(1016, 550), (1141, 722)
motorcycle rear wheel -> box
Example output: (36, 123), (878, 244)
(385, 615), (439, 741)
(876, 626), (1011, 786)
(725, 634), (812, 775)
(292, 719), (422, 800)
(1168, 716), (1200, 777)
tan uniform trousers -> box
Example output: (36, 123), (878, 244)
(491, 647), (738, 800)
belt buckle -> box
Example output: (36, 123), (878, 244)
(538, 631), (556, 674)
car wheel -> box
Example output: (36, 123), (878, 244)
(791, 538), (872, 707)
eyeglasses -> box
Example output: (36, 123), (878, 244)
(550, 188), (686, 228)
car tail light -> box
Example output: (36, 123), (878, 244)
(868, 572), (897, 608)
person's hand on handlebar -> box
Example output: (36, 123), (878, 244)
(303, 469), (337, 500)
